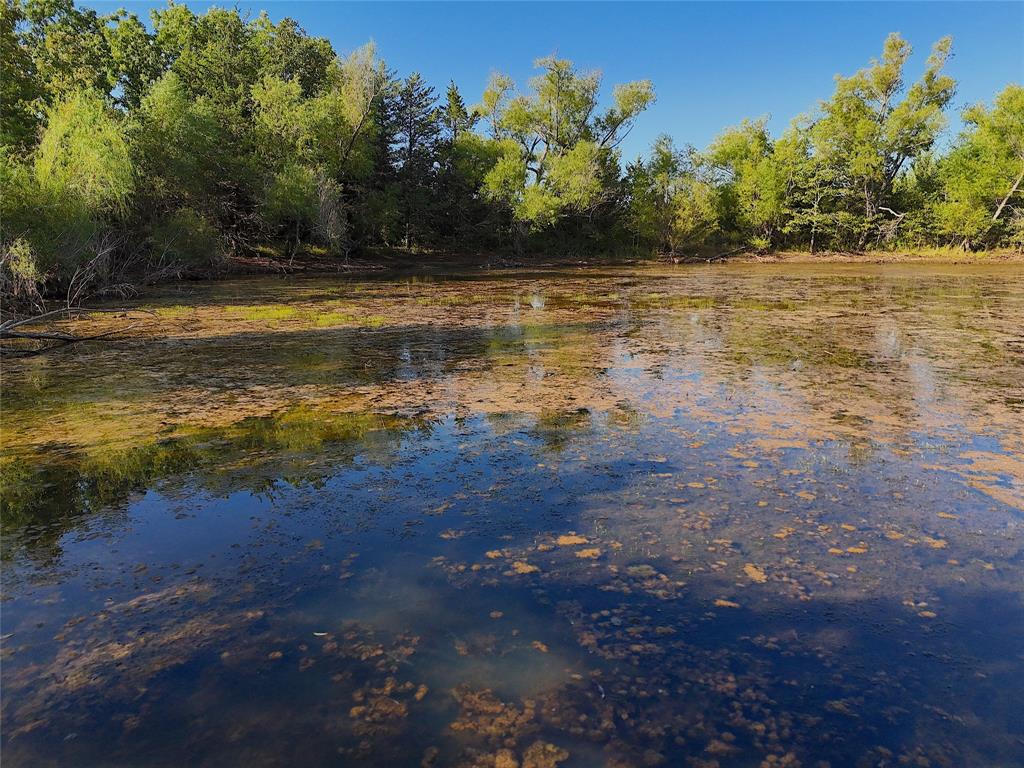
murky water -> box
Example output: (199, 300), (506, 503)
(2, 264), (1023, 767)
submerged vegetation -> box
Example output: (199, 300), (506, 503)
(0, 0), (1021, 303)
(2, 265), (1023, 765)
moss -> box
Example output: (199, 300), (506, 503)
(224, 304), (299, 321)
(312, 311), (356, 327)
(150, 305), (192, 318)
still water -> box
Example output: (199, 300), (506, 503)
(2, 264), (1022, 767)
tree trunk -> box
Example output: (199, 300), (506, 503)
(512, 220), (527, 258)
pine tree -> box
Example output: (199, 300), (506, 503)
(390, 73), (440, 247)
(441, 80), (476, 140)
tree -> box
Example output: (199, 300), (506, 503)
(263, 163), (318, 262)
(671, 177), (720, 253)
(707, 118), (794, 250)
(10, 89), (136, 289)
(934, 85), (1024, 247)
(34, 89), (133, 218)
(477, 55), (654, 248)
(133, 72), (230, 211)
(22, 0), (115, 102)
(626, 136), (719, 255)
(0, 2), (42, 152)
(251, 14), (334, 98)
(625, 135), (684, 252)
(812, 33), (955, 245)
(104, 10), (163, 110)
(389, 73), (441, 247)
(152, 5), (259, 114)
(441, 81), (477, 140)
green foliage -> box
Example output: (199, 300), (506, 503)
(1, 237), (43, 300)
(933, 85), (1024, 247)
(263, 163), (319, 233)
(385, 72), (441, 246)
(478, 55), (654, 242)
(149, 208), (223, 268)
(672, 177), (721, 252)
(34, 90), (133, 217)
(104, 10), (162, 109)
(22, 0), (114, 102)
(811, 33), (955, 245)
(1, 2), (1020, 299)
(132, 72), (226, 207)
(442, 80), (477, 139)
(625, 136), (720, 254)
(0, 2), (42, 152)
(708, 118), (792, 247)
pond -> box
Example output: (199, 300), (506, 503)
(2, 263), (1023, 767)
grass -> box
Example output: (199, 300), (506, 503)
(637, 293), (720, 309)
(150, 305), (192, 318)
(312, 311), (356, 327)
(312, 310), (386, 328)
(224, 304), (299, 321)
(732, 298), (799, 311)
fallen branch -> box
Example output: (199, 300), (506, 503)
(0, 307), (155, 355)
(0, 307), (144, 333)
(706, 246), (747, 263)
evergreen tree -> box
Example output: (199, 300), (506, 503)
(441, 81), (477, 140)
(390, 72), (441, 247)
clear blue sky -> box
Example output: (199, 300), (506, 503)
(94, 1), (1023, 160)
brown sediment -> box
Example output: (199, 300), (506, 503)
(2, 263), (1023, 767)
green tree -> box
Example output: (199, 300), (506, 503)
(441, 80), (477, 140)
(22, 0), (115, 102)
(0, 2), (43, 152)
(9, 89), (136, 289)
(133, 72), (228, 211)
(811, 33), (955, 245)
(626, 136), (719, 254)
(934, 84), (1024, 248)
(707, 118), (794, 250)
(477, 56), (654, 248)
(263, 162), (318, 262)
(104, 10), (163, 110)
(34, 89), (133, 217)
(389, 72), (441, 247)
(152, 5), (259, 114)
(251, 14), (334, 98)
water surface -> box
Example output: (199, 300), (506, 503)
(2, 264), (1023, 767)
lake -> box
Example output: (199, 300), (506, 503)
(2, 263), (1022, 767)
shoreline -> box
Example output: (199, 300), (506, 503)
(729, 249), (1024, 265)
(227, 248), (1024, 276)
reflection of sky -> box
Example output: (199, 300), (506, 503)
(3, 266), (1024, 765)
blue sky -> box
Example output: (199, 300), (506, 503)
(93, 1), (1023, 160)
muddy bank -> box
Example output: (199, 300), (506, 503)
(731, 248), (1024, 264)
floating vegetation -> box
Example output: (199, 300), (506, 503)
(2, 264), (1023, 766)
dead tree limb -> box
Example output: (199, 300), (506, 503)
(0, 308), (155, 355)
(992, 165), (1024, 223)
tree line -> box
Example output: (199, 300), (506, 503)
(1, 0), (1022, 301)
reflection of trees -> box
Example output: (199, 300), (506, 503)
(528, 408), (593, 453)
(3, 269), (1020, 561)
(625, 271), (1022, 462)
(0, 406), (432, 564)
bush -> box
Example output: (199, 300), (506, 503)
(34, 90), (134, 218)
(149, 208), (224, 271)
(0, 238), (44, 303)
